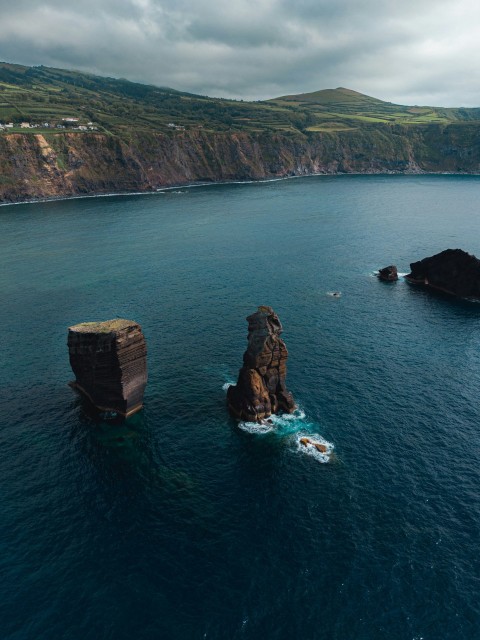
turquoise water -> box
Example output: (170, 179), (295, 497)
(1, 175), (480, 639)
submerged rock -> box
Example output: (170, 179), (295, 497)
(68, 319), (147, 417)
(378, 265), (398, 281)
(227, 306), (295, 422)
(405, 249), (480, 298)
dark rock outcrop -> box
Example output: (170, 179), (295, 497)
(378, 265), (398, 281)
(227, 306), (295, 421)
(68, 319), (147, 417)
(405, 249), (480, 298)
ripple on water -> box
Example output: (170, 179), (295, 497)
(2, 175), (480, 639)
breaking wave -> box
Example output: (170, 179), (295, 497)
(223, 382), (333, 462)
(295, 433), (334, 463)
(370, 270), (409, 279)
(237, 408), (306, 435)
(237, 421), (275, 435)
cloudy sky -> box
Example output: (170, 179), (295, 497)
(0, 0), (479, 106)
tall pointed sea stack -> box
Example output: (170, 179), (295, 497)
(68, 319), (148, 417)
(227, 306), (295, 422)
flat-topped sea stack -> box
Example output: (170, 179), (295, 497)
(227, 306), (295, 422)
(405, 249), (480, 298)
(68, 319), (148, 417)
(378, 265), (398, 281)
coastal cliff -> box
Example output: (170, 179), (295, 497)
(2, 123), (480, 203)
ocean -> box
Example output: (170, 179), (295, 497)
(1, 174), (479, 639)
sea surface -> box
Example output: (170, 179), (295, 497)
(1, 175), (480, 639)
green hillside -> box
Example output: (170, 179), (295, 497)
(0, 62), (312, 136)
(269, 87), (480, 131)
(274, 87), (387, 105)
(1, 62), (480, 138)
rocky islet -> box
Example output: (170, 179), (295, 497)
(68, 319), (148, 417)
(227, 306), (295, 422)
(405, 249), (480, 298)
(378, 265), (398, 281)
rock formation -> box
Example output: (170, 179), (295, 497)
(227, 306), (295, 422)
(378, 265), (398, 281)
(300, 437), (328, 453)
(68, 319), (147, 417)
(405, 249), (480, 298)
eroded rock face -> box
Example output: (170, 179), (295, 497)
(378, 265), (398, 281)
(227, 306), (295, 421)
(68, 319), (147, 417)
(4, 125), (480, 205)
(406, 249), (480, 298)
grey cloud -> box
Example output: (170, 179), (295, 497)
(0, 0), (479, 106)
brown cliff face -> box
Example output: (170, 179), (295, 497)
(227, 306), (295, 422)
(0, 133), (149, 202)
(2, 124), (480, 204)
(68, 319), (148, 417)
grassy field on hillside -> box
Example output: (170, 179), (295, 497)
(1, 63), (480, 138)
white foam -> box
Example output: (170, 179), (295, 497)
(237, 421), (275, 434)
(0, 173), (336, 208)
(326, 291), (342, 298)
(270, 407), (306, 423)
(0, 190), (161, 207)
(236, 406), (305, 435)
(222, 381), (235, 391)
(237, 407), (308, 434)
(296, 433), (334, 463)
(372, 270), (409, 279)
(371, 270), (409, 278)
(235, 407), (335, 462)
(154, 173), (328, 193)
(251, 409), (307, 436)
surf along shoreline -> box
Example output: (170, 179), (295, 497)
(1, 170), (477, 208)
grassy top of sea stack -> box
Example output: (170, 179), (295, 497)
(69, 319), (137, 333)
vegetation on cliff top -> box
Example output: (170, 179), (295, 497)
(1, 62), (480, 138)
(1, 61), (480, 205)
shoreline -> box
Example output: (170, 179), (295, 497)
(1, 170), (480, 209)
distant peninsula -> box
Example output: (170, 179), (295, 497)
(1, 62), (480, 203)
